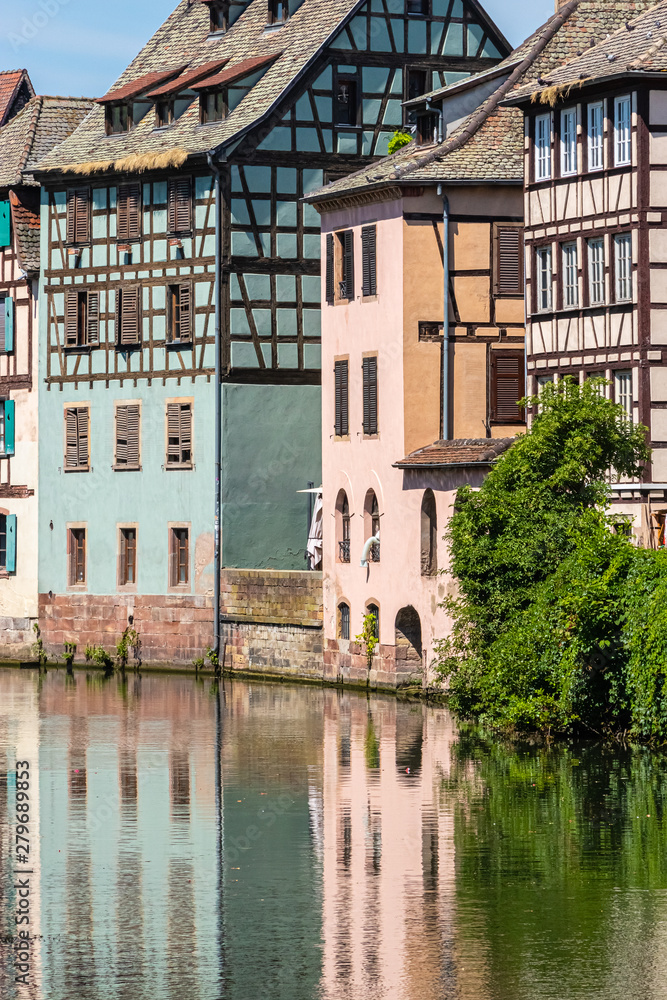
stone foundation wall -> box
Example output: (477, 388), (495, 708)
(0, 617), (38, 662)
(323, 638), (424, 690)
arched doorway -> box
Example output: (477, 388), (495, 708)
(420, 489), (437, 576)
(395, 606), (422, 665)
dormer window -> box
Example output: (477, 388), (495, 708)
(268, 0), (288, 25)
(200, 90), (225, 124)
(417, 112), (439, 145)
(209, 2), (228, 33)
(407, 0), (429, 14)
(106, 103), (131, 135)
(155, 100), (174, 129)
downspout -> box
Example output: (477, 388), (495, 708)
(207, 151), (224, 661)
(437, 185), (450, 440)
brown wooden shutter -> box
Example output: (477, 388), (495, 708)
(116, 406), (128, 465)
(86, 291), (99, 345)
(67, 188), (90, 244)
(77, 408), (89, 467)
(362, 356), (378, 435)
(334, 360), (348, 437)
(168, 177), (192, 234)
(179, 404), (192, 465)
(119, 286), (141, 345)
(496, 226), (524, 296)
(361, 225), (376, 297)
(491, 351), (525, 422)
(342, 229), (354, 298)
(167, 403), (181, 465)
(118, 184), (141, 242)
(127, 405), (140, 467)
(65, 408), (79, 467)
(65, 289), (79, 346)
(326, 234), (334, 304)
(178, 284), (192, 342)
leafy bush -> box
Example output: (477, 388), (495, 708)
(387, 131), (412, 155)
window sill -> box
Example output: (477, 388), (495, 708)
(264, 22), (286, 34)
(361, 294), (378, 303)
(168, 584), (192, 594)
(165, 463), (194, 471)
(112, 465), (142, 472)
(64, 466), (91, 474)
(334, 435), (350, 443)
(207, 30), (226, 39)
(334, 298), (351, 307)
(67, 584), (88, 592)
(166, 340), (193, 349)
(63, 345), (96, 355)
(116, 343), (142, 353)
(167, 231), (193, 240)
(362, 433), (380, 440)
(118, 583), (138, 593)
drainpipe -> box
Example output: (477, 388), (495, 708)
(437, 185), (450, 440)
(207, 151), (223, 660)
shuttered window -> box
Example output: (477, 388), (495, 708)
(119, 528), (137, 586)
(0, 200), (10, 248)
(68, 528), (86, 586)
(117, 184), (142, 242)
(65, 289), (99, 347)
(115, 405), (140, 469)
(1, 400), (15, 456)
(166, 402), (193, 467)
(340, 230), (354, 299)
(361, 225), (377, 297)
(65, 407), (89, 470)
(169, 527), (189, 586)
(168, 176), (193, 234)
(495, 225), (523, 296)
(334, 360), (349, 437)
(0, 297), (5, 352)
(362, 356), (378, 436)
(117, 286), (141, 346)
(66, 187), (90, 244)
(0, 513), (16, 573)
(167, 284), (192, 343)
(326, 234), (335, 304)
(490, 352), (525, 424)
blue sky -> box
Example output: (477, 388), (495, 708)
(0, 0), (555, 98)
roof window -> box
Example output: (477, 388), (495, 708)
(105, 104), (131, 135)
(209, 2), (228, 33)
(268, 0), (288, 26)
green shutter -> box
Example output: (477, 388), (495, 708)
(0, 201), (10, 248)
(4, 400), (15, 455)
(4, 297), (14, 353)
(5, 514), (16, 573)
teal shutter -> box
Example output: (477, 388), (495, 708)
(4, 400), (15, 455)
(4, 297), (13, 353)
(0, 201), (9, 248)
(5, 514), (16, 573)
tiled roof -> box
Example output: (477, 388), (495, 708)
(10, 188), (40, 274)
(0, 95), (94, 188)
(146, 59), (230, 97)
(97, 67), (187, 104)
(0, 69), (34, 126)
(32, 0), (370, 175)
(306, 0), (658, 203)
(394, 438), (515, 469)
(509, 0), (667, 102)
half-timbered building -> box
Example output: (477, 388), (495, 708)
(31, 0), (511, 664)
(506, 0), (667, 543)
(0, 93), (93, 656)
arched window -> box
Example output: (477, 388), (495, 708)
(420, 489), (437, 576)
(336, 489), (351, 563)
(364, 489), (381, 563)
(395, 606), (422, 664)
(367, 602), (380, 640)
(338, 602), (350, 640)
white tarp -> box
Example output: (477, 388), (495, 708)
(306, 492), (323, 570)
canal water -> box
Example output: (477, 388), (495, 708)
(1, 668), (667, 1000)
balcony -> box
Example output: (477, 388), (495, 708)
(339, 539), (350, 563)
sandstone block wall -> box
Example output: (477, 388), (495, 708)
(0, 617), (38, 662)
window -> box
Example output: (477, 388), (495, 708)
(65, 407), (89, 471)
(166, 402), (193, 468)
(169, 527), (189, 586)
(334, 74), (359, 127)
(0, 295), (14, 353)
(338, 602), (350, 640)
(66, 187), (90, 245)
(614, 95), (631, 166)
(0, 513), (16, 574)
(615, 233), (632, 301)
(494, 225), (524, 296)
(420, 490), (437, 576)
(105, 103), (130, 135)
(119, 528), (137, 586)
(155, 100), (174, 129)
(367, 604), (380, 640)
(325, 234), (335, 304)
(68, 528), (86, 586)
(337, 490), (351, 563)
(588, 101), (604, 170)
(65, 289), (99, 348)
(562, 242), (579, 307)
(0, 400), (14, 456)
(560, 108), (577, 176)
(167, 284), (192, 344)
(200, 90), (225, 123)
(536, 246), (552, 311)
(167, 176), (192, 234)
(209, 1), (228, 32)
(614, 370), (633, 421)
(339, 230), (354, 300)
(406, 0), (428, 13)
(536, 374), (554, 410)
(115, 404), (140, 469)
(362, 356), (378, 436)
(417, 113), (439, 145)
(490, 351), (525, 424)
(268, 0), (288, 24)
(334, 360), (349, 437)
(587, 238), (605, 305)
(116, 287), (141, 347)
(535, 114), (552, 180)
(404, 68), (428, 124)
(0, 199), (10, 248)
(361, 225), (377, 297)
(117, 184), (142, 242)
(365, 491), (381, 563)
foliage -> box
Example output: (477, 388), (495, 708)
(207, 647), (220, 673)
(387, 130), (413, 155)
(85, 643), (114, 671)
(32, 623), (47, 667)
(116, 627), (141, 670)
(356, 612), (379, 669)
(436, 377), (667, 738)
(63, 642), (76, 670)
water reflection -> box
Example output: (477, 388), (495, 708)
(0, 669), (667, 999)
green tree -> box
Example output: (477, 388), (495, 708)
(387, 131), (413, 154)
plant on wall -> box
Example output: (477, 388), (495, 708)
(356, 612), (379, 671)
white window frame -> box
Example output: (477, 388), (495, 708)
(614, 370), (633, 421)
(560, 108), (578, 176)
(587, 238), (605, 305)
(562, 242), (579, 307)
(614, 233), (632, 302)
(614, 95), (632, 166)
(535, 113), (552, 181)
(536, 246), (553, 312)
(587, 101), (604, 171)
